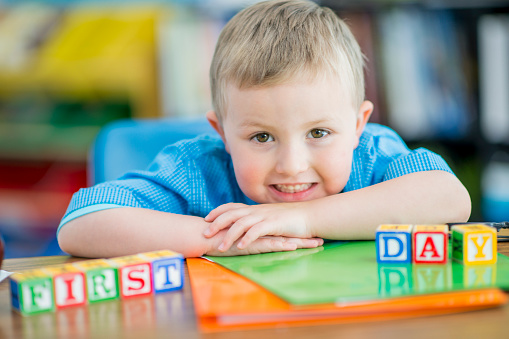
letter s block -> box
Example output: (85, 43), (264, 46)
(376, 225), (413, 264)
(109, 255), (153, 298)
(73, 259), (119, 303)
(452, 225), (497, 265)
(412, 225), (449, 264)
(9, 269), (55, 315)
(140, 250), (184, 293)
(43, 264), (87, 308)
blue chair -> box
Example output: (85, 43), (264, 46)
(88, 117), (215, 185)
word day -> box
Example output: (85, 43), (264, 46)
(376, 224), (497, 265)
(10, 250), (184, 316)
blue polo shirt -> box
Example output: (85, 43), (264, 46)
(58, 123), (453, 235)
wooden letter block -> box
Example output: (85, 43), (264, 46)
(412, 225), (449, 264)
(452, 225), (497, 265)
(140, 250), (184, 293)
(44, 264), (86, 308)
(73, 259), (119, 303)
(376, 225), (413, 264)
(109, 255), (153, 298)
(10, 269), (55, 315)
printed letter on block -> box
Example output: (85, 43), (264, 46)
(452, 225), (497, 265)
(412, 225), (449, 264)
(109, 255), (153, 298)
(140, 250), (184, 293)
(44, 264), (86, 308)
(376, 225), (413, 264)
(73, 259), (119, 303)
(10, 269), (55, 315)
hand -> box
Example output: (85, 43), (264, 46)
(203, 202), (314, 252)
(205, 229), (323, 256)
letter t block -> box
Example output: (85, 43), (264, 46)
(140, 250), (184, 293)
(376, 225), (413, 264)
(452, 225), (497, 265)
(109, 255), (153, 298)
(412, 225), (449, 264)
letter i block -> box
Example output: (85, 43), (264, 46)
(376, 225), (413, 264)
(9, 269), (55, 315)
(139, 250), (184, 293)
(43, 264), (86, 308)
(73, 259), (119, 303)
(109, 255), (153, 298)
(452, 225), (497, 265)
(412, 225), (449, 264)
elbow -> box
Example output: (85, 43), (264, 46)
(447, 177), (472, 223)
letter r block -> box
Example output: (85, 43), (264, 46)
(452, 225), (497, 265)
(140, 250), (184, 293)
(376, 225), (413, 264)
(73, 259), (119, 303)
(43, 264), (86, 308)
(109, 255), (153, 298)
(9, 269), (55, 315)
(412, 225), (449, 264)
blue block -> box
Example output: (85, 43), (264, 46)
(140, 250), (184, 293)
(376, 225), (413, 264)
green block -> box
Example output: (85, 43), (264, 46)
(452, 229), (464, 262)
(10, 270), (55, 315)
(73, 259), (119, 303)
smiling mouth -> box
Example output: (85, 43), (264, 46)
(273, 183), (313, 193)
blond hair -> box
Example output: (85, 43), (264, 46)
(210, 0), (365, 121)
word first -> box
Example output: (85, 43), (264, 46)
(10, 250), (184, 316)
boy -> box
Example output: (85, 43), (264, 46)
(57, 0), (470, 258)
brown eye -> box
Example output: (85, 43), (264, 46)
(308, 129), (328, 138)
(254, 133), (272, 143)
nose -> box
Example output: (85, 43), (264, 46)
(275, 143), (309, 176)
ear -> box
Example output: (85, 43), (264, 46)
(354, 100), (374, 147)
(206, 110), (230, 153)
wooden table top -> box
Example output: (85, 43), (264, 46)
(2, 232), (509, 339)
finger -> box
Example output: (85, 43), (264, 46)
(285, 237), (324, 248)
(204, 203), (246, 222)
(203, 206), (249, 238)
(218, 215), (263, 252)
(237, 221), (275, 250)
(256, 237), (298, 252)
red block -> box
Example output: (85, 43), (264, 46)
(109, 255), (153, 298)
(44, 264), (86, 308)
(412, 225), (449, 264)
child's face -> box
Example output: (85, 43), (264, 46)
(207, 76), (372, 204)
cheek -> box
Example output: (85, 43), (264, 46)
(230, 152), (267, 194)
(317, 149), (353, 194)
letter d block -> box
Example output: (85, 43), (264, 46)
(109, 255), (153, 298)
(412, 225), (449, 264)
(73, 259), (119, 303)
(9, 269), (55, 315)
(376, 225), (413, 264)
(44, 264), (86, 308)
(452, 225), (497, 265)
(140, 250), (184, 293)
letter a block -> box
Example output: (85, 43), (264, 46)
(10, 269), (55, 315)
(376, 225), (413, 264)
(412, 225), (449, 264)
(109, 255), (153, 298)
(43, 264), (86, 308)
(452, 225), (497, 265)
(73, 259), (119, 303)
(140, 250), (184, 293)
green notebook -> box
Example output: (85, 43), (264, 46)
(205, 241), (509, 305)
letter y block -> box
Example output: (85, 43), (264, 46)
(376, 225), (413, 264)
(452, 225), (497, 265)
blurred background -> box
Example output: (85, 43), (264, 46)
(0, 0), (508, 258)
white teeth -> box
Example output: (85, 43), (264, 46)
(274, 183), (312, 193)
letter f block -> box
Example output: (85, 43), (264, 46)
(376, 225), (413, 264)
(9, 269), (55, 315)
(452, 225), (497, 265)
(412, 225), (449, 264)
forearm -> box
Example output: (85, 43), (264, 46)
(307, 171), (471, 240)
(57, 207), (214, 258)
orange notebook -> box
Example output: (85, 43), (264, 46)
(187, 258), (508, 332)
